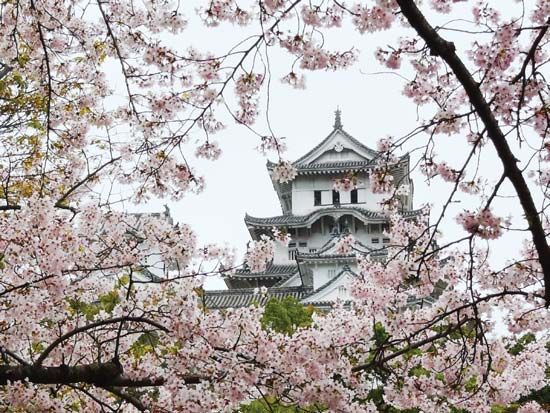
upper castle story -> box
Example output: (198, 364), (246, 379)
(241, 110), (418, 267)
(266, 110), (413, 217)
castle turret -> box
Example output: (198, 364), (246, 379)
(205, 111), (420, 310)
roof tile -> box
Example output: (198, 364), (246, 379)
(245, 207), (422, 227)
(204, 286), (312, 309)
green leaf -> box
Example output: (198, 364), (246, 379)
(260, 297), (314, 335)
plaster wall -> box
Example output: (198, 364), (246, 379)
(311, 148), (366, 163)
(309, 261), (359, 290)
(291, 173), (387, 215)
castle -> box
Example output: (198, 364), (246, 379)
(205, 110), (423, 310)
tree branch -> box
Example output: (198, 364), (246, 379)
(34, 316), (169, 366)
(512, 18), (550, 84)
(351, 316), (471, 373)
(0, 361), (205, 387)
(396, 0), (550, 305)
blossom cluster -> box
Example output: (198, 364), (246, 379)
(335, 234), (355, 254)
(195, 141), (222, 160)
(257, 135), (287, 155)
(369, 167), (395, 193)
(245, 235), (275, 272)
(271, 227), (292, 246)
(333, 174), (357, 192)
(235, 73), (264, 125)
(457, 208), (503, 239)
(271, 160), (297, 183)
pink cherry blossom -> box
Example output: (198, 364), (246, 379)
(457, 208), (502, 239)
(272, 160), (297, 183)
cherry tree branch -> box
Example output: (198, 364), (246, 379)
(0, 361), (205, 387)
(512, 18), (550, 84)
(351, 316), (472, 373)
(34, 316), (169, 366)
(395, 0), (550, 305)
(0, 64), (10, 79)
(55, 156), (121, 209)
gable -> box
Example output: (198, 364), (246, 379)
(301, 270), (355, 303)
(310, 148), (367, 164)
(293, 129), (378, 167)
(278, 272), (302, 287)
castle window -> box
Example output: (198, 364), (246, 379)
(332, 190), (340, 205)
(299, 242), (307, 248)
(372, 238), (380, 244)
(288, 242), (297, 260)
(314, 190), (322, 206)
(309, 248), (317, 253)
(382, 238), (390, 244)
(350, 189), (358, 204)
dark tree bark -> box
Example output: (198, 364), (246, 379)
(395, 0), (550, 304)
(0, 361), (202, 387)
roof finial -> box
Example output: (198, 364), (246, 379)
(334, 107), (342, 129)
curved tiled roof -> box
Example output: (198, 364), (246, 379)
(265, 126), (380, 176)
(301, 265), (359, 303)
(295, 235), (379, 259)
(204, 267), (357, 309)
(299, 253), (356, 261)
(233, 263), (298, 279)
(295, 160), (374, 174)
(204, 286), (311, 309)
(245, 207), (422, 228)
(267, 159), (375, 174)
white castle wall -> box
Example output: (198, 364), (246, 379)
(291, 174), (387, 215)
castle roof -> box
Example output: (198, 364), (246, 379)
(245, 207), (423, 228)
(233, 263), (298, 280)
(203, 286), (311, 309)
(266, 110), (380, 178)
(291, 123), (379, 167)
(204, 265), (360, 310)
(267, 159), (376, 175)
(301, 265), (358, 304)
(266, 110), (412, 214)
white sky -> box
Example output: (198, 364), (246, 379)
(120, 1), (537, 290)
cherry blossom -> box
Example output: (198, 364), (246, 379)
(271, 160), (297, 183)
(235, 73), (264, 125)
(195, 141), (222, 160)
(335, 234), (355, 254)
(369, 167), (395, 193)
(457, 208), (503, 239)
(333, 174), (358, 191)
(257, 135), (288, 155)
(272, 226), (292, 246)
(245, 235), (275, 272)
(0, 0), (548, 411)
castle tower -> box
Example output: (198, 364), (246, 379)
(205, 111), (420, 309)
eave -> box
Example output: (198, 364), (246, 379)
(244, 207), (423, 229)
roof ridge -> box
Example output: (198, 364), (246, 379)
(245, 207), (424, 227)
(205, 285), (311, 295)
